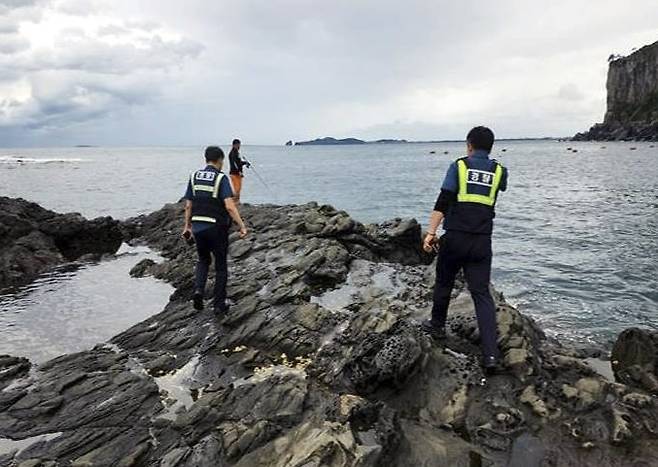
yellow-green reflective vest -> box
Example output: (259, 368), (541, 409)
(190, 167), (229, 224)
(456, 159), (504, 207)
(444, 157), (505, 234)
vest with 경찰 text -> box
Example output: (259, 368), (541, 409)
(443, 156), (504, 235)
(190, 168), (230, 226)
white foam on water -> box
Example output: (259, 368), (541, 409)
(0, 156), (89, 164)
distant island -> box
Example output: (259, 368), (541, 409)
(294, 137), (409, 146)
(291, 136), (559, 146)
(294, 137), (367, 146)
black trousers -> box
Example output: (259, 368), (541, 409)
(194, 225), (229, 307)
(431, 230), (499, 358)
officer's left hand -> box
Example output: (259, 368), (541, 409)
(244, 161), (251, 168)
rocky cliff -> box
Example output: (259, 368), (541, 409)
(1, 201), (658, 466)
(574, 40), (658, 141)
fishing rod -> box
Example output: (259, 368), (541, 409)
(242, 154), (276, 198)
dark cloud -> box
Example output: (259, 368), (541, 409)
(2, 0), (658, 145)
(0, 2), (203, 138)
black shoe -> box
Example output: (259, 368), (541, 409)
(482, 355), (499, 374)
(213, 303), (230, 315)
(193, 292), (204, 311)
(421, 320), (447, 340)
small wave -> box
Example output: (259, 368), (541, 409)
(0, 156), (89, 164)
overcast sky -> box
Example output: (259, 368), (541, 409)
(1, 0), (657, 146)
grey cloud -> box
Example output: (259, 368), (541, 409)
(124, 19), (159, 31)
(0, 16), (19, 33)
(97, 24), (129, 36)
(19, 69), (162, 130)
(557, 83), (585, 101)
(0, 0), (39, 7)
(51, 0), (100, 16)
(28, 35), (203, 74)
(0, 0), (45, 25)
(0, 33), (30, 54)
(3, 0), (658, 145)
(0, 10), (204, 134)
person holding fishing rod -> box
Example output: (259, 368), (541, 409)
(230, 138), (278, 200)
(228, 138), (250, 203)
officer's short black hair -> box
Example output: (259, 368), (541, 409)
(467, 126), (495, 152)
(232, 139), (241, 146)
(205, 146), (225, 162)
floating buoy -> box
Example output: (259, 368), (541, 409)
(630, 147), (637, 150)
(567, 147), (572, 151)
(501, 148), (507, 152)
(429, 150), (436, 154)
(443, 151), (449, 154)
(572, 149), (578, 153)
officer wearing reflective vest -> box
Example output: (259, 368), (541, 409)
(422, 126), (508, 372)
(182, 146), (248, 314)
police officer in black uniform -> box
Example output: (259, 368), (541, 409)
(182, 146), (248, 313)
(422, 126), (508, 371)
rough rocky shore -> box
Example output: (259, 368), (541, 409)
(574, 40), (658, 141)
(0, 197), (123, 290)
(1, 200), (658, 466)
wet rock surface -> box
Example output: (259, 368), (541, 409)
(612, 328), (658, 394)
(0, 197), (123, 290)
(1, 201), (657, 466)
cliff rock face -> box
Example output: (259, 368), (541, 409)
(574, 40), (658, 141)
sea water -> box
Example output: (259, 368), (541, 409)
(0, 141), (656, 358)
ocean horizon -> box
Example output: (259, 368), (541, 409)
(1, 140), (657, 359)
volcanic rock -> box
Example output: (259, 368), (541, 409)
(611, 327), (658, 393)
(0, 197), (123, 290)
(1, 201), (657, 466)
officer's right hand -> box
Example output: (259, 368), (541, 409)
(422, 234), (435, 253)
(239, 226), (248, 238)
